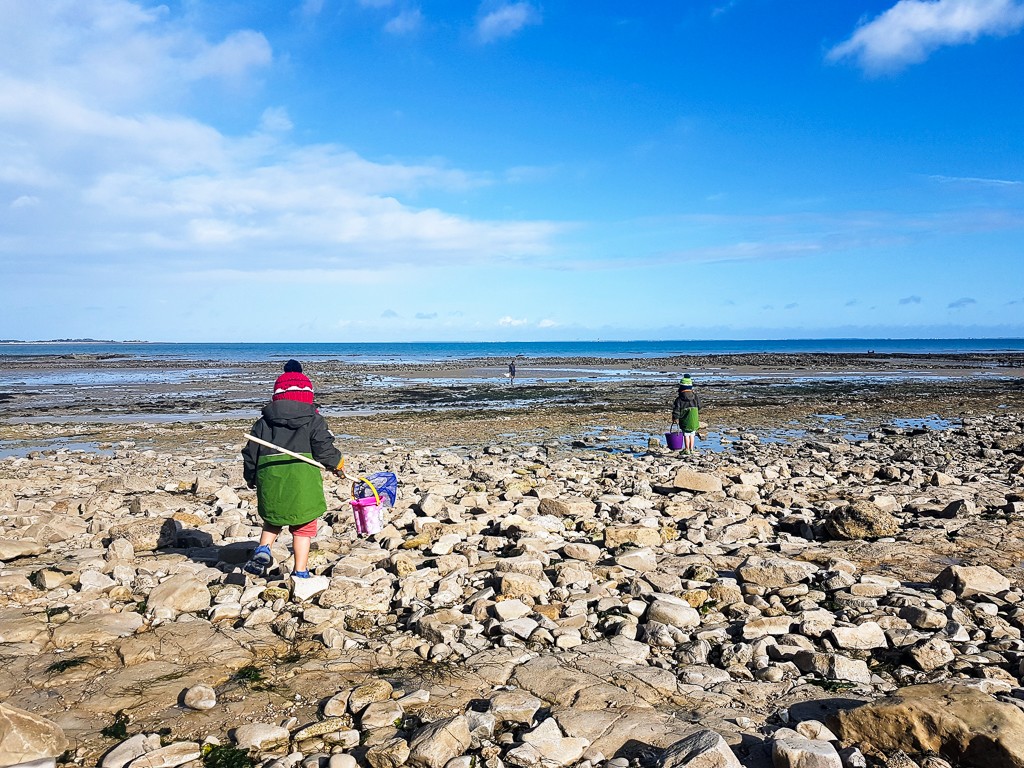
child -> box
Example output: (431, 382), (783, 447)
(242, 360), (344, 578)
(671, 375), (701, 455)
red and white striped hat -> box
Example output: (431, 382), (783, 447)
(272, 371), (314, 404)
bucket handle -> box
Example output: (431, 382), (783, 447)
(351, 476), (381, 505)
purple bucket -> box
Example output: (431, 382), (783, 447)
(665, 430), (684, 450)
(350, 496), (385, 535)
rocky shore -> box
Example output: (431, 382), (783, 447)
(2, 382), (1024, 768)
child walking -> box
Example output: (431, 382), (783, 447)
(242, 360), (344, 578)
(671, 375), (701, 455)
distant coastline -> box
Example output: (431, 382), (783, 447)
(0, 339), (149, 344)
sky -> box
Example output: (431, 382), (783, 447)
(1, 0), (1022, 342)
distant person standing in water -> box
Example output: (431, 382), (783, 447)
(671, 375), (701, 455)
(509, 360), (516, 385)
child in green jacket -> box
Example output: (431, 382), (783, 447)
(671, 375), (701, 455)
(242, 361), (343, 578)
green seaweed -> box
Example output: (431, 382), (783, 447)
(47, 657), (87, 674)
(202, 744), (255, 768)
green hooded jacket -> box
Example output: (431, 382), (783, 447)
(241, 400), (342, 527)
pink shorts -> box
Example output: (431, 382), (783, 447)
(265, 519), (318, 538)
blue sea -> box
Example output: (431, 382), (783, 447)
(2, 338), (1023, 363)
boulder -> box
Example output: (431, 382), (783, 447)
(0, 704), (67, 767)
(407, 715), (471, 768)
(824, 500), (900, 540)
(932, 565), (1011, 598)
(109, 518), (178, 552)
(661, 729), (741, 768)
(829, 683), (1024, 767)
(147, 574), (212, 617)
(673, 468), (723, 494)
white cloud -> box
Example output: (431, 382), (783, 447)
(828, 0), (1024, 72)
(259, 107), (293, 133)
(385, 9), (424, 35)
(930, 173), (1023, 186)
(0, 2), (563, 274)
(498, 315), (529, 326)
(10, 195), (40, 209)
(474, 2), (541, 44)
(537, 318), (558, 328)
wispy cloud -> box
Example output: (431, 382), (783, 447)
(845, 299), (859, 307)
(930, 173), (1023, 186)
(537, 318), (558, 328)
(385, 8), (424, 35)
(899, 295), (922, 304)
(380, 309), (400, 318)
(260, 107), (293, 133)
(784, 303), (799, 310)
(948, 296), (977, 308)
(415, 311), (437, 319)
(828, 0), (1024, 73)
(498, 315), (529, 326)
(474, 2), (541, 44)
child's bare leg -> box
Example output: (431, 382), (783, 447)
(258, 528), (280, 548)
(292, 534), (312, 573)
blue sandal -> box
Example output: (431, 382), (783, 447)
(243, 544), (273, 576)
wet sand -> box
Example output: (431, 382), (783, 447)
(2, 352), (1022, 457)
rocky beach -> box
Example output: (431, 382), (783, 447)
(2, 352), (1024, 768)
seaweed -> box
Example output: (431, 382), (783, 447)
(47, 657), (87, 674)
(202, 744), (255, 768)
(100, 711), (131, 740)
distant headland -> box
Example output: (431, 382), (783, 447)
(0, 339), (149, 344)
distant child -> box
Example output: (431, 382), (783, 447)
(509, 360), (516, 385)
(242, 360), (344, 578)
(671, 375), (701, 455)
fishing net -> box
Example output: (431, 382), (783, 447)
(353, 472), (398, 507)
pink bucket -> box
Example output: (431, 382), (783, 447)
(350, 496), (386, 535)
(665, 430), (684, 450)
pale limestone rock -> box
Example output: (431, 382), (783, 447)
(660, 729), (741, 768)
(233, 723), (290, 751)
(407, 716), (471, 768)
(0, 704), (67, 767)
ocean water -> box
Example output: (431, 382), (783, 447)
(2, 338), (1023, 363)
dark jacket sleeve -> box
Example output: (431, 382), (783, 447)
(310, 413), (343, 470)
(671, 396), (682, 421)
(242, 419), (265, 487)
(695, 392), (702, 410)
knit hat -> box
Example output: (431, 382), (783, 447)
(273, 371), (314, 404)
(283, 359), (303, 373)
(680, 376), (693, 387)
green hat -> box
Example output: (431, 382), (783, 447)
(680, 376), (693, 386)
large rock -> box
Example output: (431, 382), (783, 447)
(407, 715), (471, 768)
(506, 718), (589, 768)
(829, 683), (1024, 767)
(932, 565), (1011, 598)
(661, 729), (741, 768)
(109, 518), (178, 552)
(823, 500), (899, 540)
(673, 468), (723, 494)
(0, 539), (48, 562)
(736, 556), (818, 588)
(147, 574), (212, 617)
(0, 703), (68, 767)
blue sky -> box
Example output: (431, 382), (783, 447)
(1, 0), (1022, 342)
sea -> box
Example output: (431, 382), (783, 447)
(2, 338), (1023, 363)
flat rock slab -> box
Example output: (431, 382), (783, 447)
(829, 682), (1024, 768)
